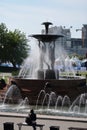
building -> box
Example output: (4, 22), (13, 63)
(43, 24), (87, 57)
(71, 24), (87, 56)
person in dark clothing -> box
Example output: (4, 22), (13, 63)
(0, 79), (6, 89)
(25, 109), (37, 130)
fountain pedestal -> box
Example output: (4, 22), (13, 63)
(45, 70), (58, 79)
(37, 69), (59, 79)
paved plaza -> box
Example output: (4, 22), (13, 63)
(0, 112), (87, 130)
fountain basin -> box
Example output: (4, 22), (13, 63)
(12, 76), (87, 105)
(31, 34), (63, 42)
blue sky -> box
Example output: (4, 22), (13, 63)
(0, 0), (87, 38)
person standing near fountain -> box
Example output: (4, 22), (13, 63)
(0, 79), (6, 89)
(25, 109), (37, 130)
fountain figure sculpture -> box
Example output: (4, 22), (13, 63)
(30, 22), (63, 79)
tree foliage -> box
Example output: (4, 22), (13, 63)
(0, 23), (30, 67)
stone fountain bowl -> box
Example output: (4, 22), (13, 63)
(11, 75), (87, 105)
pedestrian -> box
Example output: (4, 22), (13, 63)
(0, 79), (6, 89)
(25, 109), (37, 130)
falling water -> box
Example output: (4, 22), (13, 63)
(78, 93), (85, 113)
(34, 88), (87, 117)
(47, 92), (56, 109)
(18, 37), (78, 79)
(16, 97), (29, 112)
(42, 93), (49, 109)
(18, 39), (40, 79)
(61, 95), (71, 111)
(0, 89), (87, 117)
(55, 95), (63, 110)
(36, 90), (46, 109)
(85, 100), (87, 113)
(64, 56), (76, 77)
(3, 84), (22, 104)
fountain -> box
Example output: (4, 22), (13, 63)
(11, 22), (86, 105)
(0, 23), (87, 130)
(0, 21), (85, 117)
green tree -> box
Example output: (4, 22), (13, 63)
(0, 23), (30, 67)
(0, 23), (8, 62)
